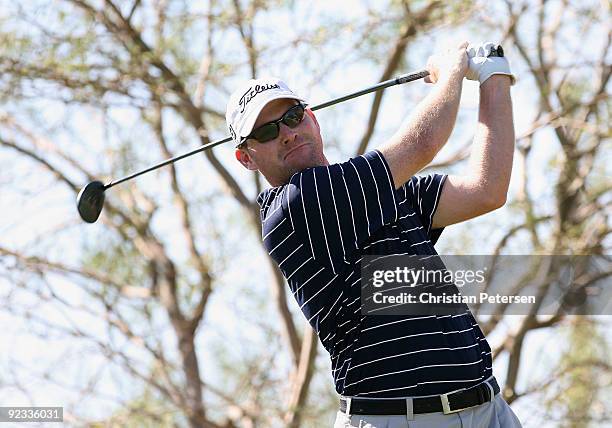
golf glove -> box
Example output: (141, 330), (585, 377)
(466, 42), (516, 85)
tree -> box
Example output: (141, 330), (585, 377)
(1, 0), (609, 425)
(1, 1), (475, 426)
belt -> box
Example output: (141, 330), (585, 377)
(340, 378), (500, 416)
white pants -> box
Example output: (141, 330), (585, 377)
(333, 394), (522, 428)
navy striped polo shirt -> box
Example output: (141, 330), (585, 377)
(257, 150), (493, 398)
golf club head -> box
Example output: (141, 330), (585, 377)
(77, 181), (106, 223)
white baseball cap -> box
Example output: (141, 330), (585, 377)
(225, 77), (305, 147)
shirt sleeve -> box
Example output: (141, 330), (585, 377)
(398, 173), (447, 244)
(284, 150), (398, 273)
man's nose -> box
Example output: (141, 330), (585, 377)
(278, 123), (298, 145)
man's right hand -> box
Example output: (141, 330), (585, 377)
(424, 41), (469, 84)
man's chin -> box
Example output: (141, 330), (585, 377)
(288, 155), (322, 173)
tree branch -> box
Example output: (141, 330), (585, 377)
(355, 0), (443, 155)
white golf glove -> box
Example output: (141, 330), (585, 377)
(466, 42), (516, 85)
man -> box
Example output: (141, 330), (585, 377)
(226, 41), (522, 427)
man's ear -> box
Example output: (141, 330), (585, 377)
(235, 146), (258, 171)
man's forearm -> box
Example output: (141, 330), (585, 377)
(381, 72), (464, 188)
(468, 76), (514, 205)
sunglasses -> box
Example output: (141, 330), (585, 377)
(240, 103), (306, 146)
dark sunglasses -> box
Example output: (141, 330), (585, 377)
(240, 103), (306, 146)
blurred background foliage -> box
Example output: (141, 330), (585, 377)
(0, 0), (609, 426)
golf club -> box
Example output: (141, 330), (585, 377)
(77, 45), (504, 223)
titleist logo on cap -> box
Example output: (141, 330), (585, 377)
(239, 83), (280, 113)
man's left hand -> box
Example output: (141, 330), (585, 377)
(466, 42), (516, 85)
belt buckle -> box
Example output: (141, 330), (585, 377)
(440, 391), (469, 415)
(344, 397), (352, 416)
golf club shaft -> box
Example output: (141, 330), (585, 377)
(310, 70), (430, 111)
(103, 70), (430, 189)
